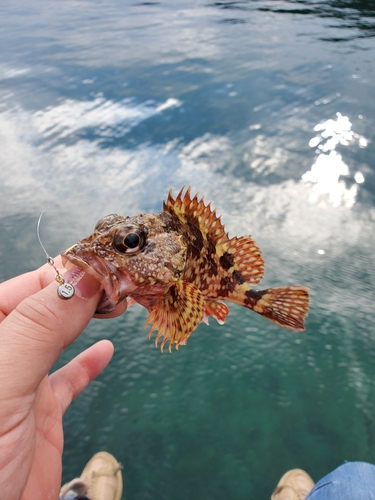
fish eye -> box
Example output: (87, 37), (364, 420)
(113, 228), (146, 254)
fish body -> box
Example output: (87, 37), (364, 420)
(61, 187), (309, 351)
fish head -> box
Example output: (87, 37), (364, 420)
(61, 212), (187, 313)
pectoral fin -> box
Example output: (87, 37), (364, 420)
(145, 281), (204, 352)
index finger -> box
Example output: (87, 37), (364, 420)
(0, 258), (62, 322)
(0, 258), (128, 323)
(0, 275), (103, 406)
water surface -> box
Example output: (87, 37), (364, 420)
(1, 1), (375, 498)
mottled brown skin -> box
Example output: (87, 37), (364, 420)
(63, 212), (188, 313)
(62, 187), (310, 351)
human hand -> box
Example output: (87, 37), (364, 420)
(0, 258), (126, 500)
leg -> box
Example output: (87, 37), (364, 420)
(306, 462), (375, 500)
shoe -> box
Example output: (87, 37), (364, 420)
(271, 469), (315, 500)
(80, 451), (123, 500)
(60, 478), (89, 499)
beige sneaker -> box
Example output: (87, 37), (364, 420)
(271, 469), (315, 500)
(80, 451), (123, 500)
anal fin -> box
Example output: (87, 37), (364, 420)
(203, 299), (230, 325)
(145, 281), (204, 351)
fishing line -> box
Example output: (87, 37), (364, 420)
(37, 210), (76, 299)
(36, 192), (98, 300)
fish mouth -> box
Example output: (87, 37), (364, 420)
(61, 249), (135, 314)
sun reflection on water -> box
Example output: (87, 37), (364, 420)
(302, 112), (368, 207)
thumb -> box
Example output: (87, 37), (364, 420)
(0, 273), (102, 400)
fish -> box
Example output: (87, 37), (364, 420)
(61, 187), (309, 352)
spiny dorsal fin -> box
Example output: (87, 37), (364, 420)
(145, 280), (204, 352)
(163, 186), (229, 246)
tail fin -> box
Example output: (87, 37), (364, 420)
(238, 286), (310, 331)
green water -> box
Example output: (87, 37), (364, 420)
(1, 1), (375, 498)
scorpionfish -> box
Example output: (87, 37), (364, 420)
(61, 187), (309, 351)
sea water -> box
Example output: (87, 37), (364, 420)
(1, 1), (375, 498)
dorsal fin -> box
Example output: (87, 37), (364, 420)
(217, 236), (264, 285)
(163, 186), (229, 246)
(164, 186), (265, 291)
